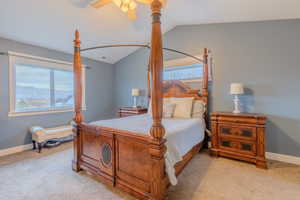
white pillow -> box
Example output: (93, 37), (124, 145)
(170, 97), (194, 118)
(192, 100), (206, 118)
(163, 103), (176, 118)
(148, 98), (172, 114)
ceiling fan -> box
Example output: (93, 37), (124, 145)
(90, 0), (167, 20)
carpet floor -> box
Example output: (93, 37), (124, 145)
(0, 142), (300, 200)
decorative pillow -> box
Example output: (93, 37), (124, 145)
(148, 98), (172, 114)
(163, 102), (176, 118)
(170, 97), (194, 118)
(192, 100), (206, 118)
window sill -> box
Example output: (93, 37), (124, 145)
(181, 78), (202, 83)
(8, 107), (86, 117)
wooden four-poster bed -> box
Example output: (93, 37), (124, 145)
(72, 1), (209, 199)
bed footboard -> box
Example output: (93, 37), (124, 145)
(74, 123), (167, 200)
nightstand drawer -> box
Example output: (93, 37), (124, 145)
(118, 107), (148, 118)
(219, 125), (257, 141)
(219, 137), (256, 155)
(119, 112), (144, 118)
(119, 113), (136, 118)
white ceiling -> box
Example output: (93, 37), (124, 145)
(1, 0), (300, 64)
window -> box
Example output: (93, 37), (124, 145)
(164, 55), (203, 82)
(15, 64), (52, 112)
(54, 70), (74, 108)
(9, 52), (85, 116)
(163, 64), (203, 81)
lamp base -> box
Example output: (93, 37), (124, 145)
(133, 96), (138, 108)
(233, 110), (241, 114)
(233, 95), (241, 114)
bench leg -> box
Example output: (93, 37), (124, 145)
(38, 143), (42, 153)
(32, 141), (36, 150)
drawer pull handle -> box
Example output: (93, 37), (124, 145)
(241, 143), (252, 151)
(222, 128), (231, 134)
(242, 130), (252, 137)
(222, 141), (231, 147)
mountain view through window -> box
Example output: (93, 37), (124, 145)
(163, 64), (203, 81)
(15, 63), (74, 112)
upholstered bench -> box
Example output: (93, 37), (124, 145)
(30, 125), (73, 153)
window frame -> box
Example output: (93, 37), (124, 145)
(8, 51), (86, 117)
(164, 54), (203, 83)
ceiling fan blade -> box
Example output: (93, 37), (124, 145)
(90, 0), (112, 8)
(160, 0), (167, 7)
(128, 9), (137, 20)
(136, 0), (167, 7)
(135, 0), (152, 4)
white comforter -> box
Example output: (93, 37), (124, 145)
(90, 114), (205, 185)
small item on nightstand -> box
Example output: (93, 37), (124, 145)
(131, 88), (141, 108)
(210, 112), (267, 169)
(118, 107), (147, 118)
(230, 83), (244, 114)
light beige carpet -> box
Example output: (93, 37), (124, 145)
(0, 142), (300, 200)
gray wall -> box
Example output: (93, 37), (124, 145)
(0, 37), (115, 150)
(114, 19), (300, 157)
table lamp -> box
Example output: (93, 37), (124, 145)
(230, 83), (244, 114)
(131, 88), (140, 108)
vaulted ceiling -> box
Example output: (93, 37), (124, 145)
(1, 0), (300, 63)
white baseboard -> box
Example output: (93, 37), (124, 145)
(0, 144), (32, 157)
(1, 144), (300, 166)
(266, 152), (300, 165)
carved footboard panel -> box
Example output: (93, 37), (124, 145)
(79, 124), (115, 186)
(77, 123), (166, 199)
(115, 134), (153, 198)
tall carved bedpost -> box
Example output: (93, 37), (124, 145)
(147, 57), (151, 99)
(202, 48), (210, 147)
(72, 30), (84, 172)
(149, 0), (167, 199)
(202, 48), (209, 100)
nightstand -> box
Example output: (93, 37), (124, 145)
(210, 112), (267, 169)
(118, 107), (148, 118)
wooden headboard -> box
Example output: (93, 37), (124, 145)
(163, 80), (208, 103)
(148, 48), (209, 103)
